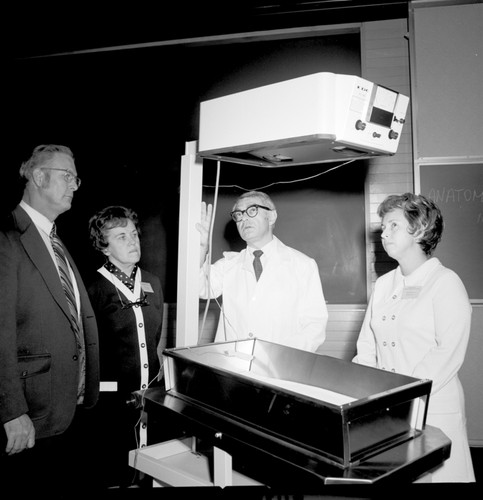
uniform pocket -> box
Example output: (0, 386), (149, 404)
(18, 354), (52, 420)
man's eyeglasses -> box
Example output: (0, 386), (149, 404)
(230, 204), (272, 223)
(41, 168), (82, 188)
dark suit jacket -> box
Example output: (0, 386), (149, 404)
(0, 205), (99, 440)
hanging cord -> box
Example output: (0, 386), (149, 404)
(202, 159), (355, 190)
(130, 367), (164, 484)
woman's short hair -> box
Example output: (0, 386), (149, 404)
(378, 192), (443, 255)
(89, 205), (139, 252)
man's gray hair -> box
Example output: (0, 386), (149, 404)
(19, 144), (74, 180)
(234, 190), (276, 210)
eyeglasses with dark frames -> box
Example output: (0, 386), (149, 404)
(230, 204), (272, 223)
(41, 167), (82, 188)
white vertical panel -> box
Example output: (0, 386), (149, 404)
(176, 141), (203, 347)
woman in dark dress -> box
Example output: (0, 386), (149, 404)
(88, 205), (164, 488)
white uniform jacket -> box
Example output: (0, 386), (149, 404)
(200, 236), (328, 352)
(353, 257), (475, 482)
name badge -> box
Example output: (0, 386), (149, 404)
(141, 282), (154, 293)
(402, 286), (422, 299)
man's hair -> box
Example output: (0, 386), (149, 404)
(19, 144), (74, 180)
(233, 190), (276, 210)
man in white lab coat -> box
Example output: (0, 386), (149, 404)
(198, 191), (327, 352)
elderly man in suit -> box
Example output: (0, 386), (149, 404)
(0, 145), (100, 492)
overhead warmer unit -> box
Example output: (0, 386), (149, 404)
(198, 72), (409, 167)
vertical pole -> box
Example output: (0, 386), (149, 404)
(176, 141), (203, 347)
(177, 146), (237, 486)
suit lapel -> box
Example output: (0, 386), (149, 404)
(15, 205), (72, 321)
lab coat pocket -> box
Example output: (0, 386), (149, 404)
(18, 353), (52, 421)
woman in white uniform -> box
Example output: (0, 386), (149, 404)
(88, 206), (164, 488)
(353, 193), (475, 483)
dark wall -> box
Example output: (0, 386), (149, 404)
(9, 32), (361, 301)
(419, 163), (483, 302)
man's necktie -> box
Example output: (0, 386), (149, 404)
(50, 223), (85, 402)
(253, 250), (263, 281)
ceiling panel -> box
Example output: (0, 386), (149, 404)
(11, 1), (409, 59)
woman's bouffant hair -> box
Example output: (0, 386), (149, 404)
(378, 192), (444, 256)
(88, 205), (140, 252)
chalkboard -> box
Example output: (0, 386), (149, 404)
(418, 163), (483, 302)
(202, 160), (368, 304)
